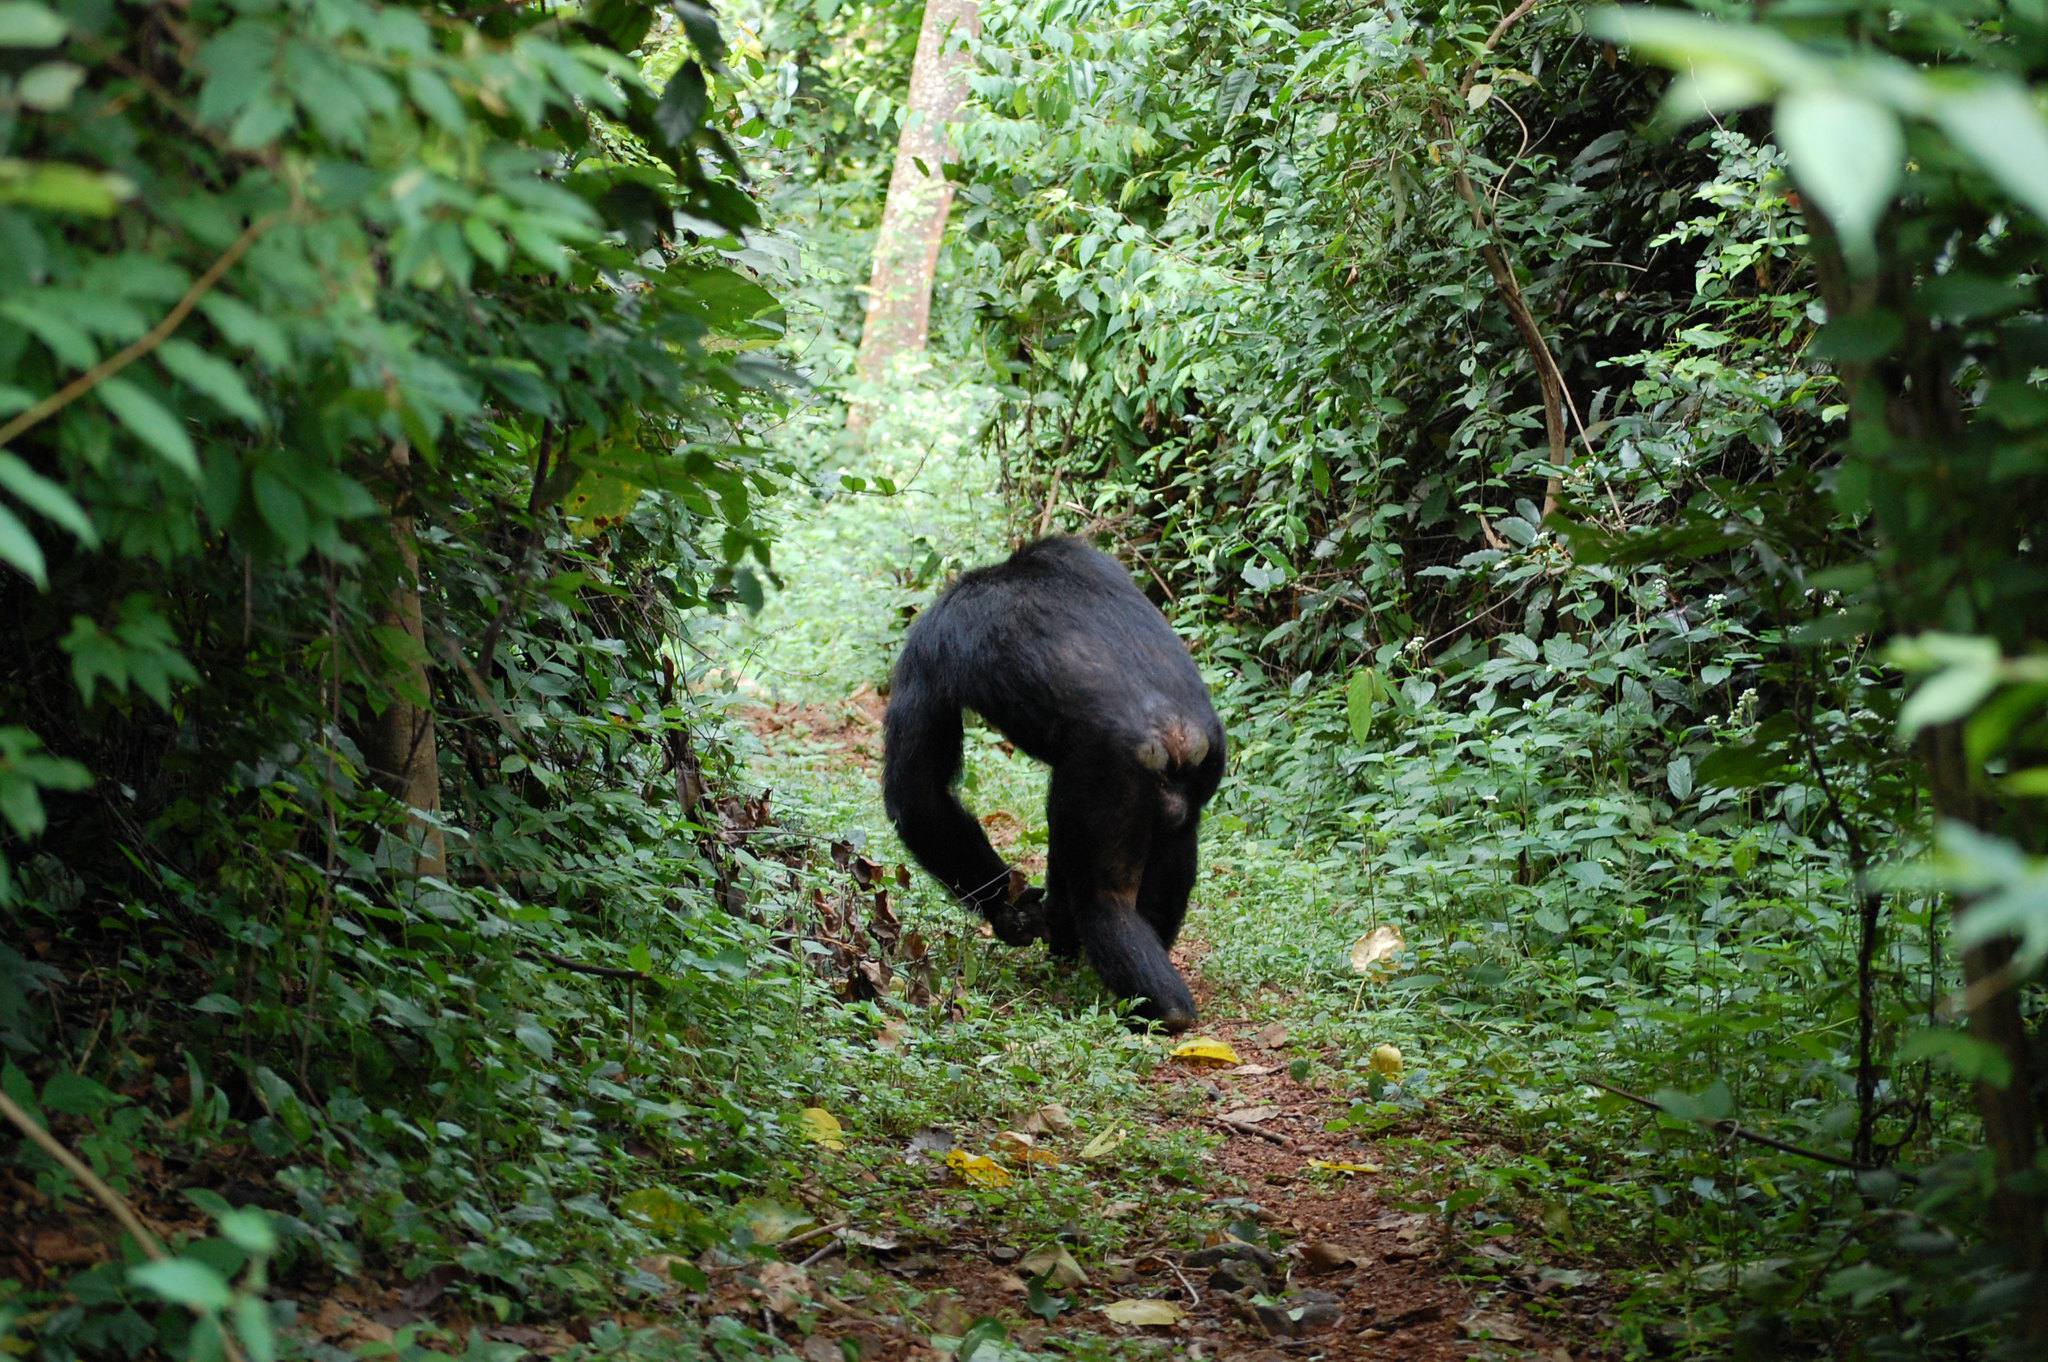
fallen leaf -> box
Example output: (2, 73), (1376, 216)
(1300, 1242), (1365, 1274)
(1170, 1037), (1242, 1068)
(840, 1228), (903, 1253)
(799, 1107), (846, 1151)
(1102, 1200), (1142, 1219)
(1461, 1311), (1529, 1343)
(740, 1199), (816, 1243)
(1306, 1159), (1382, 1176)
(1019, 1245), (1089, 1288)
(1099, 1298), (1184, 1327)
(944, 1149), (1014, 1188)
(905, 1126), (955, 1158)
(1078, 1126), (1129, 1160)
(1220, 1105), (1281, 1125)
(1232, 1063), (1276, 1077)
(1255, 1022), (1289, 1049)
(753, 1261), (808, 1317)
(994, 1130), (1061, 1165)
(1369, 1043), (1403, 1079)
(1020, 1103), (1074, 1136)
(1348, 924), (1404, 976)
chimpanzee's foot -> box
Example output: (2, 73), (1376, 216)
(987, 886), (1047, 946)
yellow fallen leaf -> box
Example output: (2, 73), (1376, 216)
(1308, 1158), (1382, 1176)
(1170, 1037), (1241, 1068)
(1348, 924), (1404, 976)
(944, 1149), (1014, 1188)
(798, 1107), (846, 1151)
(1369, 1043), (1404, 1079)
(1099, 1298), (1184, 1327)
(1078, 1125), (1129, 1160)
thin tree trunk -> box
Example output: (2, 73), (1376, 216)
(1801, 215), (2047, 1338)
(849, 0), (978, 432)
(362, 438), (446, 877)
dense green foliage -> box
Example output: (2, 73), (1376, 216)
(0, 0), (817, 1354)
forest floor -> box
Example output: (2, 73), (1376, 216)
(698, 398), (1607, 1361)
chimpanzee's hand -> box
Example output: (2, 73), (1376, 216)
(988, 882), (1047, 946)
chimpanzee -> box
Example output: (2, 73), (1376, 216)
(881, 536), (1225, 1031)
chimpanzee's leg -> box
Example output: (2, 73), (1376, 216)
(1047, 762), (1196, 1029)
(1137, 821), (1199, 951)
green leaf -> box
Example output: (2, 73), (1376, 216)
(98, 378), (198, 476)
(0, 501), (48, 586)
(251, 469), (309, 557)
(0, 453), (94, 546)
(17, 61), (83, 110)
(406, 67), (468, 135)
(218, 1208), (277, 1256)
(234, 1296), (278, 1362)
(1775, 88), (1900, 270)
(130, 1258), (233, 1312)
(1666, 755), (1694, 802)
(157, 339), (265, 425)
(1345, 667), (1382, 744)
(0, 159), (134, 216)
(1898, 1027), (2013, 1088)
(654, 62), (709, 144)
(0, 2), (65, 48)
(515, 1020), (554, 1060)
(1898, 664), (1999, 741)
(1931, 80), (2048, 228)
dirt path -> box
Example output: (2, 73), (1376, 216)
(738, 698), (1569, 1361)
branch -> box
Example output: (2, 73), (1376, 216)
(520, 948), (651, 981)
(0, 1088), (251, 1362)
(1586, 1078), (1910, 1178)
(0, 214), (280, 452)
(1215, 1115), (1296, 1150)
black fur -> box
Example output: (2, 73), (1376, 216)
(882, 536), (1225, 1030)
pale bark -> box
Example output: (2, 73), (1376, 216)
(362, 438), (446, 877)
(850, 0), (979, 430)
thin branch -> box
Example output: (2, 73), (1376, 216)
(1586, 1078), (1910, 1178)
(1215, 1115), (1295, 1150)
(0, 1089), (251, 1362)
(0, 214), (279, 451)
(519, 948), (651, 981)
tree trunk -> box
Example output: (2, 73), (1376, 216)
(1920, 723), (2046, 1336)
(362, 438), (446, 878)
(849, 0), (978, 431)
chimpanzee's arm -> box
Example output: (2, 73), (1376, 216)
(881, 662), (1042, 944)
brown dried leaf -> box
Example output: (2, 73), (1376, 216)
(1019, 1244), (1089, 1288)
(1220, 1105), (1281, 1125)
(1019, 1102), (1075, 1136)
(1300, 1242), (1365, 1274)
(1348, 924), (1405, 976)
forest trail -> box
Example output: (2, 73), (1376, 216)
(733, 688), (1564, 1361)
(716, 404), (1579, 1358)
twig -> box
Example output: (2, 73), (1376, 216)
(0, 1089), (251, 1362)
(1215, 1115), (1296, 1150)
(777, 1219), (849, 1253)
(1170, 1259), (1203, 1307)
(0, 215), (279, 451)
(519, 948), (650, 981)
(1585, 1078), (1911, 1178)
(798, 1238), (845, 1270)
